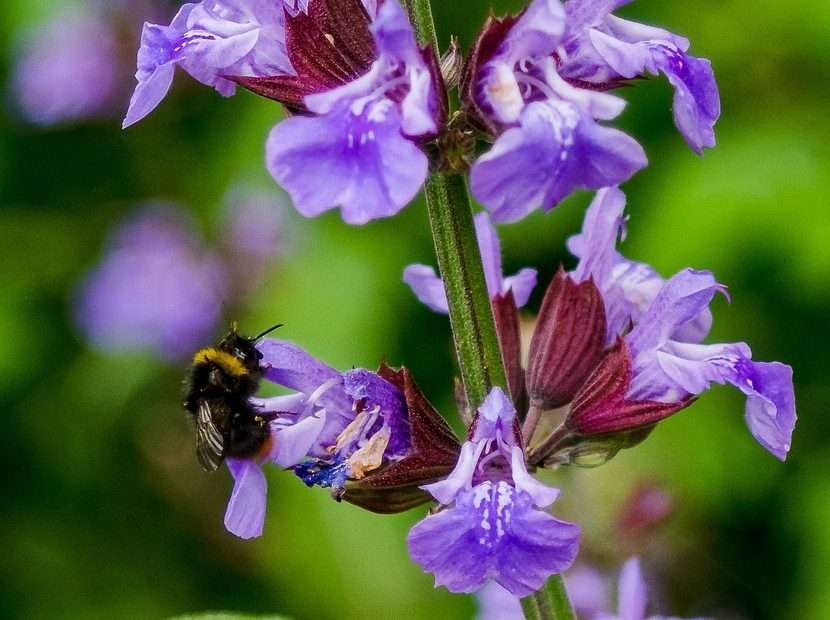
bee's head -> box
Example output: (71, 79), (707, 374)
(218, 322), (282, 370)
(219, 327), (262, 372)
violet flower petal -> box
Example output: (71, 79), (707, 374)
(589, 31), (719, 153)
(402, 264), (450, 313)
(408, 482), (580, 596)
(257, 339), (350, 411)
(471, 100), (647, 222)
(267, 99), (428, 224)
(270, 411), (328, 467)
(224, 457), (267, 539)
(736, 360), (795, 461)
(626, 269), (723, 360)
(618, 557), (648, 620)
(502, 269), (538, 308)
(404, 213), (536, 312)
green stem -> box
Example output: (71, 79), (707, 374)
(402, 1), (577, 619)
(423, 174), (508, 407)
(404, 0), (439, 50)
(524, 575), (578, 620)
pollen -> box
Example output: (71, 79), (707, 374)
(193, 347), (249, 377)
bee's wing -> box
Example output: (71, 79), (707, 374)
(196, 399), (226, 472)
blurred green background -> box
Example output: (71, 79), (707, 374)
(1, 0), (828, 619)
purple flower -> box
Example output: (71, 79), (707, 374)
(123, 0), (294, 128)
(407, 387), (579, 596)
(554, 187), (796, 460)
(568, 187), (714, 345)
(403, 212), (537, 313)
(463, 0), (646, 221)
(74, 204), (226, 361)
(222, 339), (421, 537)
(463, 0), (720, 221)
(624, 269), (796, 460)
(565, 4), (720, 153)
(263, 0), (441, 224)
(596, 557), (710, 620)
(13, 12), (120, 126)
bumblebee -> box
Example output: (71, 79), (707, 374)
(183, 323), (282, 471)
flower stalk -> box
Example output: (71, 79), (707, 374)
(403, 0), (577, 617)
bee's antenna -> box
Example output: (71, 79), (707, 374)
(253, 323), (284, 341)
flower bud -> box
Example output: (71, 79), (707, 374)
(526, 267), (607, 410)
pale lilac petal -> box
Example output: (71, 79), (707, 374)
(618, 557), (648, 620)
(270, 411), (328, 467)
(510, 447), (560, 507)
(572, 186), (626, 286)
(628, 339), (741, 401)
(224, 457), (267, 539)
(588, 31), (718, 153)
(661, 51), (719, 154)
(371, 0), (424, 66)
(408, 482), (580, 596)
(476, 583), (523, 620)
(627, 338), (796, 460)
(402, 264), (450, 313)
(267, 99), (428, 224)
(256, 339), (350, 411)
(626, 269), (723, 359)
(502, 268), (538, 308)
(564, 0), (634, 39)
(566, 565), (608, 618)
(471, 100), (647, 223)
(422, 441), (483, 505)
(588, 29), (659, 79)
(500, 0), (566, 63)
(474, 386), (516, 442)
(604, 15), (690, 53)
(474, 212), (504, 298)
(733, 360), (796, 461)
(251, 392), (307, 413)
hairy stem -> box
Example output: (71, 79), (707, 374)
(527, 575), (578, 620)
(403, 1), (577, 619)
(423, 173), (508, 407)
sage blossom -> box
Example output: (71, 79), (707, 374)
(224, 340), (459, 537)
(407, 387), (580, 596)
(123, 0), (294, 128)
(463, 0), (719, 222)
(260, 0), (443, 224)
(529, 187), (796, 463)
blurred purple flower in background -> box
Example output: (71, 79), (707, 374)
(12, 11), (121, 126)
(219, 185), (289, 297)
(477, 565), (607, 619)
(595, 557), (710, 620)
(75, 204), (227, 361)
